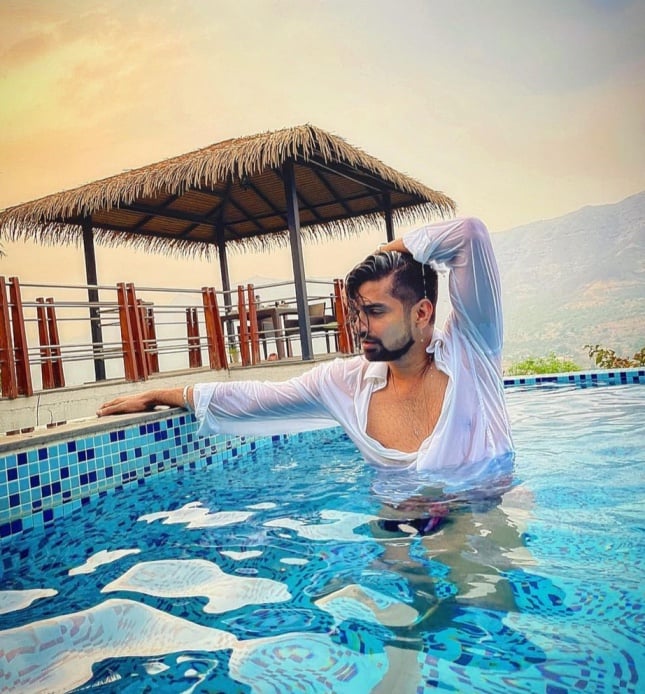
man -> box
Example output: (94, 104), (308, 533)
(98, 217), (513, 490)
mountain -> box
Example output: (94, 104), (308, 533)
(491, 191), (645, 366)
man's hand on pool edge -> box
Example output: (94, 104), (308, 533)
(97, 387), (189, 417)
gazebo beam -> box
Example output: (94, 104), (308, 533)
(309, 167), (353, 216)
(307, 156), (389, 194)
(243, 178), (288, 225)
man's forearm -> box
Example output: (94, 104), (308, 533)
(144, 387), (190, 409)
(97, 386), (193, 417)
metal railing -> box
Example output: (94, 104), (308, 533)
(0, 276), (355, 398)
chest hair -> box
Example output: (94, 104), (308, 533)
(366, 364), (448, 452)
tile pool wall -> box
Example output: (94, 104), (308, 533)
(502, 368), (644, 389)
(0, 410), (282, 551)
(1, 368), (643, 551)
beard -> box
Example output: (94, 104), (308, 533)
(361, 331), (415, 362)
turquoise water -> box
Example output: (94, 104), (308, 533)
(1, 384), (643, 692)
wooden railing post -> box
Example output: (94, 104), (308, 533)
(202, 289), (218, 370)
(46, 298), (65, 388)
(334, 279), (354, 354)
(9, 277), (33, 396)
(36, 298), (56, 389)
(142, 305), (160, 374)
(201, 288), (227, 370)
(117, 282), (139, 382)
(237, 285), (251, 366)
(0, 277), (18, 399)
(186, 307), (202, 368)
(247, 284), (260, 366)
(126, 284), (148, 381)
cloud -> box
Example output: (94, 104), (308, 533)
(0, 0), (643, 235)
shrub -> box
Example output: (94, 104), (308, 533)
(585, 344), (645, 369)
(506, 352), (581, 376)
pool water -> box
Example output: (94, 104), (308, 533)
(1, 384), (643, 693)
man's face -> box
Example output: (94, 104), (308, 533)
(352, 275), (415, 362)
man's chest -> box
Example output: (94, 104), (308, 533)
(365, 370), (448, 453)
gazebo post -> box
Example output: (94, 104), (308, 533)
(217, 228), (235, 358)
(82, 217), (106, 381)
(283, 159), (313, 360)
(217, 229), (232, 313)
(383, 192), (395, 242)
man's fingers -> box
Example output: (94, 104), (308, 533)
(97, 396), (139, 417)
(100, 397), (123, 409)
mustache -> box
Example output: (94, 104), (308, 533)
(359, 332), (382, 345)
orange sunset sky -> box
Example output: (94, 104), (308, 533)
(1, 0), (643, 290)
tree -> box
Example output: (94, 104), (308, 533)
(585, 345), (645, 369)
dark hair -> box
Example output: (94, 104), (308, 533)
(345, 250), (438, 311)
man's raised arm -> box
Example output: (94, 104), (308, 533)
(386, 217), (503, 356)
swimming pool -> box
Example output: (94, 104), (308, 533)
(1, 381), (643, 692)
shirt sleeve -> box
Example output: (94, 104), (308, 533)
(402, 217), (503, 356)
(192, 360), (344, 438)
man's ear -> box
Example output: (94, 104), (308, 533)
(415, 298), (434, 326)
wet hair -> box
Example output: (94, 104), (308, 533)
(345, 250), (438, 315)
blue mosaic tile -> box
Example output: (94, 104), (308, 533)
(503, 367), (644, 389)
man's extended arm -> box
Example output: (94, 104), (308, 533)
(96, 360), (339, 438)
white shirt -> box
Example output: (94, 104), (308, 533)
(194, 217), (514, 491)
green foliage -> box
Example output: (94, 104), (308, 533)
(506, 352), (581, 376)
(585, 344), (645, 369)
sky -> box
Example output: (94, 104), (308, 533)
(0, 0), (644, 290)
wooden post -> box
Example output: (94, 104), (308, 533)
(201, 288), (218, 369)
(46, 298), (65, 388)
(201, 287), (227, 370)
(36, 298), (55, 389)
(116, 282), (139, 382)
(126, 284), (148, 381)
(237, 285), (251, 366)
(247, 284), (261, 365)
(8, 277), (33, 396)
(211, 289), (228, 369)
(187, 307), (202, 368)
(0, 277), (18, 399)
(143, 306), (160, 374)
(334, 279), (354, 354)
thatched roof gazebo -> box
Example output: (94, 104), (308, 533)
(0, 124), (455, 372)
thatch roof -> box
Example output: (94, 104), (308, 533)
(0, 124), (455, 258)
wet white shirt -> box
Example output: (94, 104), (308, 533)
(193, 217), (514, 488)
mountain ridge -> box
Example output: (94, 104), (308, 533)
(491, 191), (644, 364)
